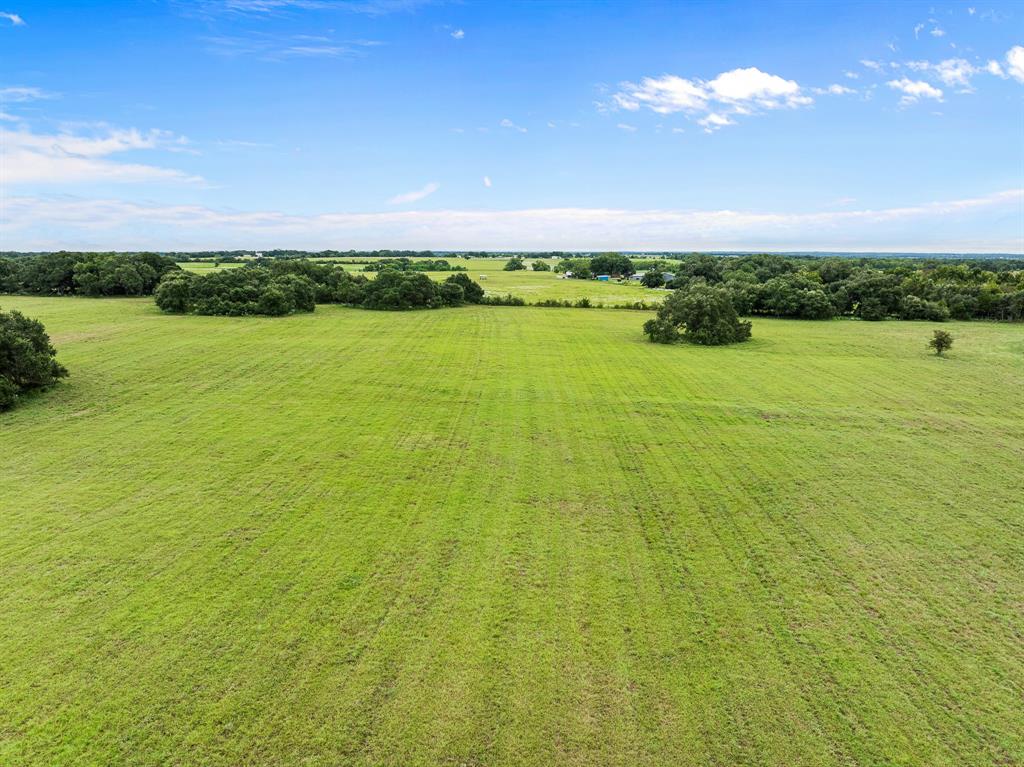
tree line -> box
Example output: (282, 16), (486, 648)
(361, 258), (467, 272)
(154, 261), (487, 316)
(544, 253), (1024, 322)
(0, 252), (180, 297)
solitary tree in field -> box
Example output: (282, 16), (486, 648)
(0, 308), (68, 410)
(503, 257), (526, 271)
(928, 329), (954, 356)
(643, 285), (751, 346)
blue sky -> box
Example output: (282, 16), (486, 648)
(1, 0), (1022, 251)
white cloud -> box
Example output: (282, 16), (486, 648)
(0, 86), (56, 102)
(986, 60), (1005, 77)
(499, 118), (527, 133)
(861, 59), (884, 71)
(1007, 45), (1024, 83)
(844, 70), (859, 79)
(608, 66), (811, 132)
(387, 181), (439, 205)
(968, 7), (976, 15)
(482, 175), (491, 188)
(887, 77), (944, 105)
(450, 28), (464, 39)
(0, 125), (202, 185)
(914, 23), (925, 39)
(616, 122), (637, 132)
(812, 84), (856, 95)
(907, 58), (979, 88)
(930, 26), (946, 37)
(0, 10), (23, 25)
(697, 112), (734, 133)
(4, 190), (1020, 252)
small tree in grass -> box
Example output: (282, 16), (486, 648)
(503, 257), (526, 271)
(531, 260), (551, 272)
(928, 329), (954, 356)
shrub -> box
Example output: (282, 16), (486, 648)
(503, 257), (526, 271)
(929, 329), (954, 356)
(0, 308), (69, 410)
(480, 294), (526, 306)
(531, 260), (551, 272)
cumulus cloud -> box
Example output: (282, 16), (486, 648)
(0, 125), (202, 185)
(906, 58), (979, 88)
(450, 28), (464, 39)
(387, 181), (439, 205)
(887, 77), (944, 105)
(4, 190), (1020, 252)
(0, 10), (23, 25)
(608, 66), (812, 132)
(1007, 45), (1024, 83)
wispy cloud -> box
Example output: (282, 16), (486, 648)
(812, 84), (856, 95)
(450, 28), (464, 39)
(0, 125), (203, 185)
(499, 118), (527, 133)
(616, 122), (637, 132)
(0, 10), (24, 25)
(0, 86), (57, 102)
(191, 0), (431, 17)
(388, 181), (439, 205)
(5, 190), (1020, 252)
(483, 176), (491, 188)
(202, 33), (381, 60)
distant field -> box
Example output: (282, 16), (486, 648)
(1, 296), (1022, 766)
(178, 257), (664, 304)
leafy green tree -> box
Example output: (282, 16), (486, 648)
(503, 257), (526, 271)
(531, 260), (551, 271)
(590, 253), (634, 276)
(644, 285), (751, 345)
(929, 329), (954, 356)
(154, 272), (195, 313)
(444, 273), (485, 303)
(640, 271), (665, 288)
(438, 281), (465, 306)
(0, 308), (69, 410)
(257, 286), (294, 316)
(642, 317), (679, 344)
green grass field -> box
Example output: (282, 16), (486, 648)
(1, 296), (1022, 766)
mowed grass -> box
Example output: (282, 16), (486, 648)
(1, 296), (1022, 766)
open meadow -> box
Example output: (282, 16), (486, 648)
(1, 296), (1022, 765)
